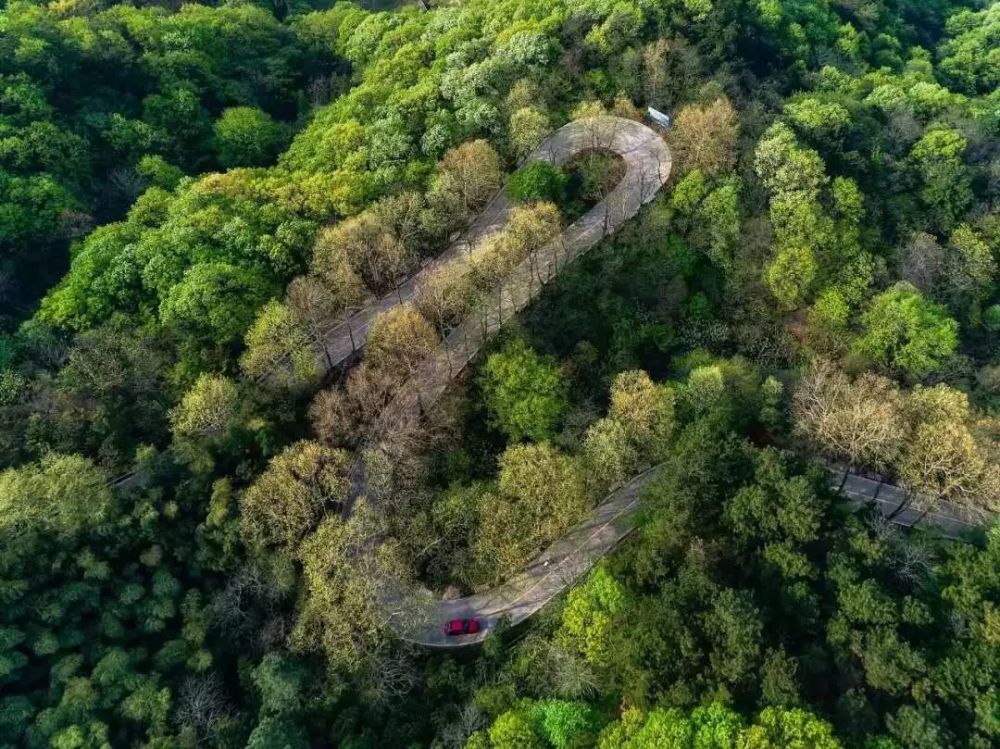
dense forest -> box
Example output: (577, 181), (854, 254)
(1, 0), (998, 747)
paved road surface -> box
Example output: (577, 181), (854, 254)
(392, 464), (991, 648)
(388, 467), (660, 647)
(827, 466), (984, 539)
(264, 116), (672, 382)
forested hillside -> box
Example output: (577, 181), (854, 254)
(0, 0), (997, 747)
(0, 0), (347, 327)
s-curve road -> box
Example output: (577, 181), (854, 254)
(263, 115), (672, 382)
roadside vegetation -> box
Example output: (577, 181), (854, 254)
(0, 0), (998, 747)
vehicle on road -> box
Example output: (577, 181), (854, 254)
(443, 618), (481, 636)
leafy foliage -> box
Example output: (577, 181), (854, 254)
(1, 0), (998, 746)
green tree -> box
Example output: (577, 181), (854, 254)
(766, 244), (817, 311)
(704, 588), (763, 686)
(159, 262), (272, 352)
(937, 6), (1000, 94)
(597, 703), (745, 749)
(481, 340), (568, 442)
(488, 711), (544, 749)
(983, 305), (1000, 332)
(507, 161), (568, 205)
(908, 127), (972, 233)
(560, 565), (630, 667)
(737, 707), (842, 749)
(528, 700), (596, 749)
(251, 653), (308, 717)
(214, 107), (284, 168)
(245, 717), (309, 749)
(854, 283), (958, 377)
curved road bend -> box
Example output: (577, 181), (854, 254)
(345, 117), (986, 647)
(266, 116), (672, 381)
(108, 117), (668, 489)
(387, 467), (661, 647)
(388, 464), (990, 648)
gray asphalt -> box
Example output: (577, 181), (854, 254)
(826, 467), (984, 539)
(262, 116), (672, 382)
(364, 117), (992, 648)
(392, 464), (993, 648)
(387, 467), (660, 647)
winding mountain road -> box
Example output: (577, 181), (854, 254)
(391, 463), (990, 648)
(270, 116), (672, 380)
(388, 468), (660, 647)
(349, 116), (990, 648)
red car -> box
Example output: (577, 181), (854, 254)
(443, 618), (481, 636)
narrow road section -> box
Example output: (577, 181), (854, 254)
(265, 116), (672, 382)
(392, 465), (991, 647)
(827, 466), (984, 539)
(390, 467), (660, 647)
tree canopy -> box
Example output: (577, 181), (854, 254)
(1, 0), (998, 746)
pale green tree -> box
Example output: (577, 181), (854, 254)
(240, 440), (351, 554)
(309, 226), (367, 307)
(241, 300), (321, 390)
(365, 302), (438, 375)
(942, 225), (995, 310)
(415, 259), (476, 332)
(671, 97), (739, 178)
(583, 417), (638, 494)
(170, 374), (239, 443)
(608, 370), (675, 462)
(497, 442), (588, 543)
(854, 283), (958, 377)
(510, 107), (551, 161)
(432, 139), (503, 218)
(0, 454), (113, 541)
(290, 503), (413, 673)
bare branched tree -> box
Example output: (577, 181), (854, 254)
(209, 565), (285, 645)
(175, 673), (230, 739)
(545, 643), (600, 698)
(359, 645), (423, 708)
(792, 361), (907, 472)
(436, 702), (488, 749)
